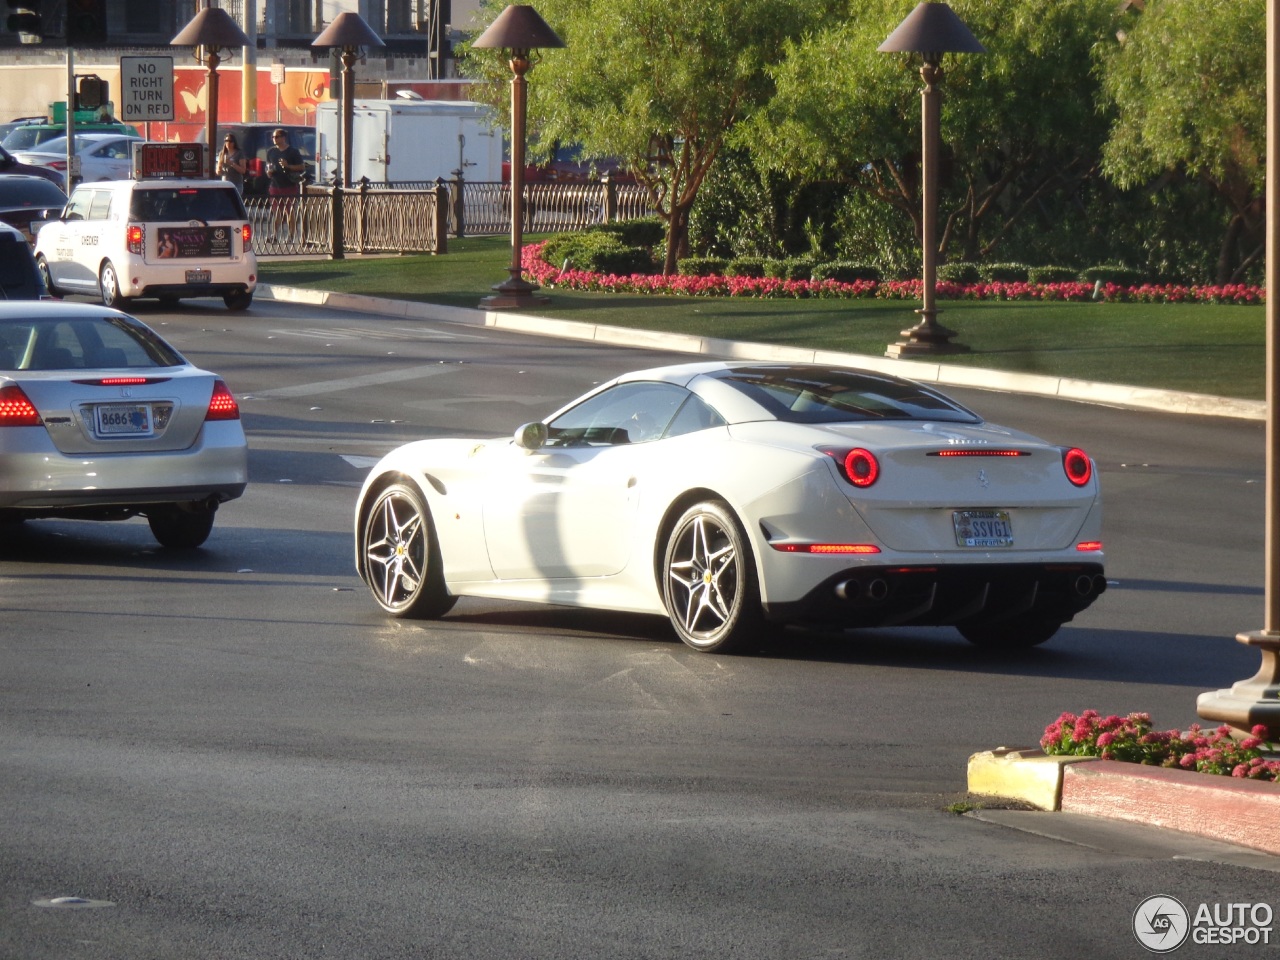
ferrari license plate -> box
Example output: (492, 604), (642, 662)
(95, 402), (152, 436)
(185, 269), (211, 284)
(953, 509), (1013, 548)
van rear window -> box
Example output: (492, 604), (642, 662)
(129, 187), (247, 223)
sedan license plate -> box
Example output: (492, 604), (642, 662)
(185, 269), (211, 284)
(953, 509), (1013, 548)
(95, 403), (152, 436)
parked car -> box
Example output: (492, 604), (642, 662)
(0, 142), (64, 189)
(12, 132), (144, 183)
(1, 119), (140, 152)
(34, 177), (257, 310)
(0, 222), (49, 299)
(0, 174), (66, 242)
(195, 123), (316, 197)
(0, 300), (247, 547)
(353, 361), (1106, 653)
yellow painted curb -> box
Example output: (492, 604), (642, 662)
(966, 748), (1096, 811)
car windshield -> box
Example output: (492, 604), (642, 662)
(0, 314), (186, 370)
(1, 127), (56, 151)
(714, 366), (982, 424)
(0, 177), (66, 207)
(129, 187), (247, 222)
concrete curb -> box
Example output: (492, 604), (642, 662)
(258, 284), (1267, 422)
(968, 749), (1280, 856)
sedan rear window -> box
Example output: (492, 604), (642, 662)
(0, 315), (185, 370)
(714, 366), (981, 423)
(129, 187), (247, 223)
(0, 177), (66, 208)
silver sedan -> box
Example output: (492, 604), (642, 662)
(0, 301), (247, 547)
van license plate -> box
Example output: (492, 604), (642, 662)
(185, 269), (211, 283)
(953, 509), (1013, 548)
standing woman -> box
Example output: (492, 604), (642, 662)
(217, 133), (247, 194)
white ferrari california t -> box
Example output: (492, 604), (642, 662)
(354, 361), (1105, 653)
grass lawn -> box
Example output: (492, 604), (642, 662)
(259, 236), (1266, 400)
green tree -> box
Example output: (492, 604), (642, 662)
(1099, 0), (1265, 284)
(744, 0), (1120, 267)
(461, 0), (835, 274)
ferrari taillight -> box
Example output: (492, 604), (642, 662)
(1063, 447), (1093, 487)
(127, 224), (144, 255)
(205, 380), (240, 421)
(0, 384), (41, 426)
(241, 222), (252, 252)
(819, 446), (880, 487)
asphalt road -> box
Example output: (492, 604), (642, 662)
(1, 296), (1275, 960)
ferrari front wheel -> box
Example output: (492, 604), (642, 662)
(663, 500), (764, 653)
(361, 482), (456, 619)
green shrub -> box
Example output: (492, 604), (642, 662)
(1027, 265), (1081, 284)
(677, 256), (728, 277)
(541, 232), (653, 275)
(1082, 264), (1145, 286)
(938, 262), (982, 283)
(726, 256), (767, 278)
(979, 262), (1031, 282)
(764, 255), (822, 280)
(812, 261), (881, 283)
(603, 217), (665, 249)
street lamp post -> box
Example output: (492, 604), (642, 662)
(1196, 0), (1280, 738)
(172, 7), (252, 181)
(313, 12), (385, 188)
(879, 2), (984, 358)
(472, 4), (565, 310)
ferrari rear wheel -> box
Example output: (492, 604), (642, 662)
(663, 500), (763, 653)
(958, 614), (1062, 649)
(361, 482), (456, 619)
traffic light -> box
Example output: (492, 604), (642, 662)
(65, 0), (105, 45)
(76, 74), (106, 110)
(5, 0), (43, 43)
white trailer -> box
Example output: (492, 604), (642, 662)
(315, 99), (502, 184)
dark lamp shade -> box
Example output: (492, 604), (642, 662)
(878, 2), (985, 56)
(472, 4), (565, 51)
(171, 7), (251, 48)
(313, 11), (386, 49)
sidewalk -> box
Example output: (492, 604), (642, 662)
(257, 281), (1279, 861)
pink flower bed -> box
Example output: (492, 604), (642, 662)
(1042, 709), (1280, 781)
(525, 243), (1266, 305)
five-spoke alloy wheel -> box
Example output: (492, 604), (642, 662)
(663, 500), (763, 653)
(361, 482), (456, 619)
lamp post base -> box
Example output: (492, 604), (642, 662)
(479, 276), (549, 310)
(1196, 630), (1280, 738)
(885, 310), (969, 358)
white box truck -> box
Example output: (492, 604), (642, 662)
(315, 99), (503, 184)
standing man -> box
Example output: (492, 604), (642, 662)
(265, 128), (305, 242)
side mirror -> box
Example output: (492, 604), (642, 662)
(514, 421), (548, 451)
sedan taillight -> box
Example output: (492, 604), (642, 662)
(205, 380), (240, 421)
(127, 224), (144, 255)
(1063, 447), (1093, 487)
(0, 384), (41, 426)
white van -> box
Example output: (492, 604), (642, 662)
(33, 178), (257, 310)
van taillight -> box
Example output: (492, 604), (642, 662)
(241, 222), (252, 252)
(127, 224), (143, 254)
